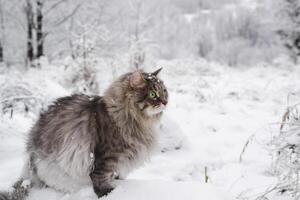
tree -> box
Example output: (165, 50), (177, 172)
(0, 0), (5, 63)
(25, 0), (34, 65)
(36, 0), (43, 58)
(276, 0), (300, 63)
(23, 0), (81, 67)
(127, 0), (160, 69)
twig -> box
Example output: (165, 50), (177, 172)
(239, 134), (255, 163)
(204, 166), (209, 183)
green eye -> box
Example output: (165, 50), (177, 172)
(149, 91), (157, 98)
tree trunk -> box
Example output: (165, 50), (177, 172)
(26, 0), (34, 66)
(0, 0), (4, 63)
(0, 42), (3, 62)
(36, 0), (43, 58)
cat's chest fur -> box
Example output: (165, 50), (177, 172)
(93, 98), (157, 178)
(111, 128), (156, 178)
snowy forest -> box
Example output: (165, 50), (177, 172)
(1, 0), (300, 199)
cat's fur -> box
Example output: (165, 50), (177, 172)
(0, 68), (168, 200)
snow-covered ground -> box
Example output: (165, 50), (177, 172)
(0, 59), (299, 200)
(26, 180), (228, 200)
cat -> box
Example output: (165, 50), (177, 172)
(0, 68), (168, 200)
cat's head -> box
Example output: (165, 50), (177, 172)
(128, 68), (168, 117)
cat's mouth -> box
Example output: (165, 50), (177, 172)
(145, 104), (166, 116)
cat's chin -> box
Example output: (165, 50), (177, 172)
(145, 105), (165, 117)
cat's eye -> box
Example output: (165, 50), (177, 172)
(149, 91), (157, 98)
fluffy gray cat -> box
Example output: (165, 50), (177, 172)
(0, 68), (168, 200)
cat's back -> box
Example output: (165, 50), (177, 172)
(27, 94), (100, 155)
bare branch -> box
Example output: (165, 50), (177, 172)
(44, 0), (68, 16)
(52, 3), (81, 27)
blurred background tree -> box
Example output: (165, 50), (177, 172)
(0, 0), (297, 67)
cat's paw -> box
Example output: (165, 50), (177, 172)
(94, 186), (114, 198)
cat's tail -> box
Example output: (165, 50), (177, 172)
(0, 179), (30, 200)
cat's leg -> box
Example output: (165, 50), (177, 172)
(90, 163), (116, 198)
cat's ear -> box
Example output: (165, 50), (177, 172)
(129, 70), (146, 88)
(152, 67), (163, 76)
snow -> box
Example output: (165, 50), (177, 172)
(102, 180), (228, 200)
(27, 180), (229, 200)
(0, 58), (300, 200)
